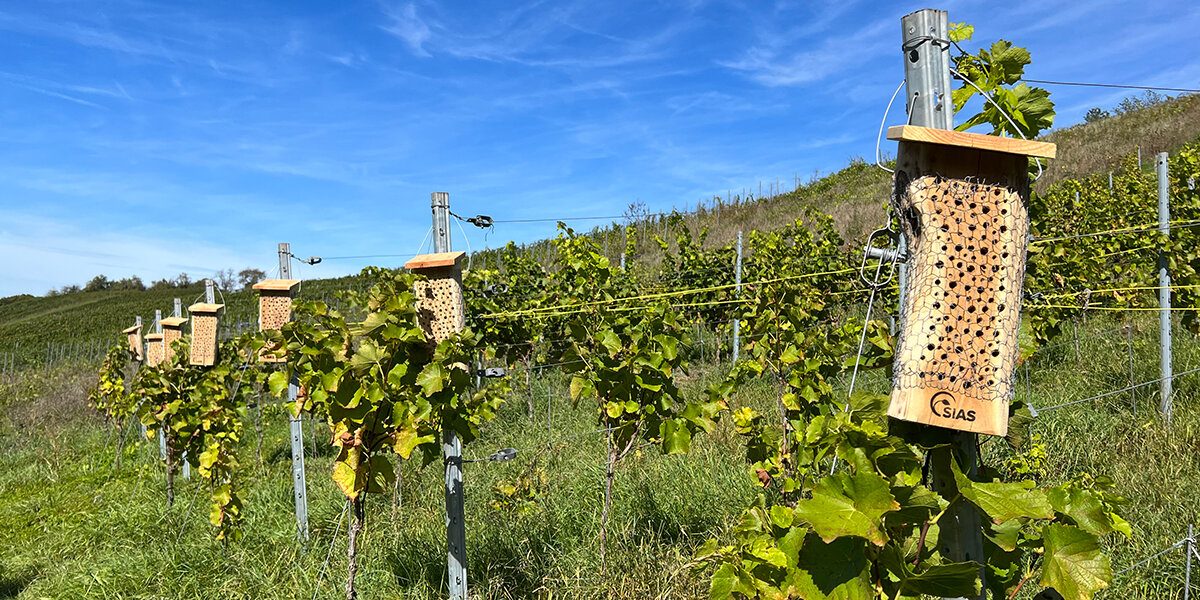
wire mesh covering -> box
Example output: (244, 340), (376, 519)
(889, 173), (1029, 435)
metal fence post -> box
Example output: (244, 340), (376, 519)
(900, 10), (984, 600)
(1185, 523), (1193, 600)
(154, 310), (167, 461)
(433, 192), (469, 600)
(1158, 152), (1173, 423)
(732, 231), (743, 365)
(173, 299), (191, 481)
(279, 242), (310, 544)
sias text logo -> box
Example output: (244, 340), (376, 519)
(930, 391), (976, 422)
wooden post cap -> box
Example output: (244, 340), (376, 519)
(252, 279), (301, 292)
(187, 303), (225, 314)
(121, 324), (142, 334)
(405, 251), (466, 270)
(887, 125), (1056, 159)
(159, 317), (189, 328)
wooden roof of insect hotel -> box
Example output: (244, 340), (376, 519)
(405, 251), (466, 270)
(887, 125), (1056, 159)
(159, 317), (188, 328)
(146, 333), (164, 340)
(122, 324), (141, 334)
(188, 303), (225, 313)
(252, 279), (301, 292)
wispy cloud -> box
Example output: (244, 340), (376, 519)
(380, 3), (432, 57)
(719, 16), (891, 87)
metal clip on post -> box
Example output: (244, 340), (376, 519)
(859, 226), (904, 289)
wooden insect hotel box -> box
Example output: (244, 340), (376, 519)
(253, 278), (300, 363)
(159, 316), (188, 363)
(146, 332), (165, 366)
(188, 303), (224, 366)
(123, 323), (144, 362)
(404, 251), (466, 344)
(886, 125), (1056, 437)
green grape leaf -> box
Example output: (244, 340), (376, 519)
(952, 458), (1053, 523)
(416, 362), (446, 396)
(793, 472), (899, 546)
(1040, 524), (1111, 600)
(661, 419), (691, 455)
(791, 533), (873, 600)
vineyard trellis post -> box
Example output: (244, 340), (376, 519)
(279, 242), (310, 544)
(134, 315), (147, 440)
(155, 309), (167, 461)
(1158, 152), (1174, 422)
(898, 10), (985, 600)
(1186, 523), (1194, 600)
(432, 191), (469, 600)
(732, 230), (743, 364)
(173, 298), (190, 481)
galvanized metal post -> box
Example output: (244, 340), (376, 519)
(1128, 320), (1137, 417)
(732, 231), (743, 365)
(433, 192), (468, 600)
(1158, 152), (1173, 423)
(205, 279), (215, 304)
(901, 10), (984, 600)
(172, 299), (190, 480)
(155, 310), (167, 461)
(279, 242), (309, 543)
(1185, 523), (1193, 600)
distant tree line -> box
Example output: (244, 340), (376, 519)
(45, 268), (267, 297)
(1084, 90), (1172, 123)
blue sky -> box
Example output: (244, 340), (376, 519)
(1, 0), (1198, 297)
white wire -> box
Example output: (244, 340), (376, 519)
(875, 80), (907, 174)
(453, 217), (473, 272)
(410, 226), (434, 264)
(950, 67), (1045, 181)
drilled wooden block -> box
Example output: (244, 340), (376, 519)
(259, 293), (293, 332)
(162, 327), (184, 363)
(887, 139), (1044, 437)
(146, 333), (164, 367)
(405, 252), (467, 345)
(188, 303), (223, 366)
(413, 270), (465, 343)
(256, 288), (297, 363)
(123, 325), (143, 362)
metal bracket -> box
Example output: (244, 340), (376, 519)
(859, 227), (904, 289)
(477, 367), (506, 378)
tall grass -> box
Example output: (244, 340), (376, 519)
(0, 311), (1198, 599)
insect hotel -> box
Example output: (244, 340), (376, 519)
(146, 331), (164, 366)
(404, 251), (466, 344)
(253, 279), (300, 362)
(159, 316), (188, 363)
(123, 322), (144, 362)
(187, 302), (224, 366)
(886, 125), (1056, 437)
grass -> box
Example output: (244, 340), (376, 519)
(1, 310), (1198, 599)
